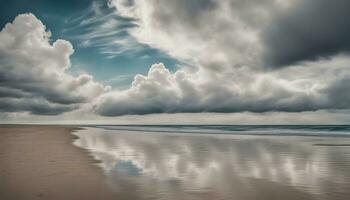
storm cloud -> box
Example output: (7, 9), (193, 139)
(263, 0), (350, 67)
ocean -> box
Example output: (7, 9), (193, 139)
(92, 124), (350, 136)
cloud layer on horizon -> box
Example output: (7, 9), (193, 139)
(94, 59), (350, 116)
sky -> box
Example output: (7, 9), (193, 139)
(1, 0), (350, 124)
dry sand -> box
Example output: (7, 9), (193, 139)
(0, 125), (118, 200)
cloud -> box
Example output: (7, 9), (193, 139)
(262, 0), (350, 67)
(93, 59), (349, 116)
(3, 1), (350, 120)
(109, 0), (350, 70)
(63, 1), (144, 59)
(0, 13), (110, 115)
(88, 0), (350, 117)
(108, 0), (292, 70)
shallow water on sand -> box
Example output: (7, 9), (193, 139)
(73, 127), (350, 200)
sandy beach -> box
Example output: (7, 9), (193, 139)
(0, 125), (117, 200)
(2, 125), (350, 200)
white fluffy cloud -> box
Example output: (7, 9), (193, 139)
(0, 13), (110, 115)
(93, 57), (350, 116)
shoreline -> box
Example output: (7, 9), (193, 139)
(0, 125), (117, 200)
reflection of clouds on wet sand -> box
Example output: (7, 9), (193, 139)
(73, 128), (350, 200)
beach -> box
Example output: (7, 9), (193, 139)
(0, 125), (117, 200)
(1, 125), (350, 200)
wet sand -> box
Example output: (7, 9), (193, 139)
(0, 125), (117, 200)
(74, 127), (350, 200)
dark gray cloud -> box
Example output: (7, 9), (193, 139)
(151, 0), (217, 29)
(0, 68), (85, 104)
(321, 76), (350, 110)
(0, 98), (76, 115)
(263, 0), (350, 67)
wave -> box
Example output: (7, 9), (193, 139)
(84, 125), (350, 137)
